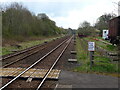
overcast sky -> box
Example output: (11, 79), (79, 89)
(1, 0), (120, 29)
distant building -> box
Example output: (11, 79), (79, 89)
(37, 13), (49, 19)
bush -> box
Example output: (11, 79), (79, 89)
(2, 2), (65, 41)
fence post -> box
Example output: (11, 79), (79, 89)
(88, 42), (95, 68)
(90, 51), (94, 68)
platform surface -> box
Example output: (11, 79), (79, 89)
(0, 68), (61, 79)
(58, 70), (118, 88)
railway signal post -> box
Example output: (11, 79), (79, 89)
(88, 42), (95, 68)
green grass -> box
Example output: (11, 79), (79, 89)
(74, 38), (89, 72)
(74, 37), (119, 75)
(96, 37), (102, 39)
(94, 52), (111, 63)
(0, 46), (2, 56)
(2, 46), (18, 55)
(84, 37), (117, 51)
(76, 38), (88, 62)
(1, 35), (63, 56)
(106, 45), (116, 51)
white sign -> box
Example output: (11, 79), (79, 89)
(88, 42), (95, 51)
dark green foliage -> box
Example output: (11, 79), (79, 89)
(77, 21), (96, 36)
(2, 2), (66, 40)
(94, 13), (116, 35)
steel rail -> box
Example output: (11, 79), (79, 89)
(0, 36), (70, 90)
(2, 47), (45, 68)
(36, 36), (73, 90)
(1, 36), (68, 61)
(0, 43), (46, 61)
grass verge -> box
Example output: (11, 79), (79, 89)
(1, 35), (64, 56)
(84, 37), (117, 51)
(73, 37), (119, 77)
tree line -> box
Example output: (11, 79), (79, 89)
(2, 2), (66, 40)
(77, 13), (116, 36)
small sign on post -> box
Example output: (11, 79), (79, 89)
(88, 42), (95, 68)
(88, 42), (95, 51)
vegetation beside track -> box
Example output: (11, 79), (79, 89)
(1, 35), (64, 56)
(84, 37), (117, 51)
(2, 3), (66, 41)
(1, 2), (68, 56)
(74, 37), (119, 77)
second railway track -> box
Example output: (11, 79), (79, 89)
(1, 36), (69, 68)
(0, 35), (73, 89)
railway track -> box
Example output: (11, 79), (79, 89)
(0, 36), (73, 89)
(1, 41), (46, 61)
(1, 36), (69, 68)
